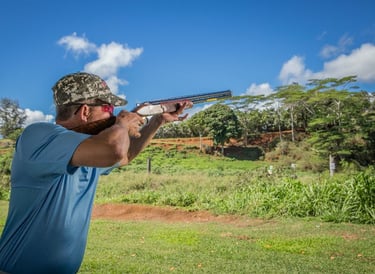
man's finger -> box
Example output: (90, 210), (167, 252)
(178, 114), (189, 121)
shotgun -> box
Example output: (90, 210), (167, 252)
(71, 90), (232, 135)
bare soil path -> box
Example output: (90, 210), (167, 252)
(92, 203), (268, 227)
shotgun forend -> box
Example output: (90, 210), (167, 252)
(134, 90), (232, 116)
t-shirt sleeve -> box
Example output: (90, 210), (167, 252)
(97, 163), (120, 176)
(15, 122), (90, 177)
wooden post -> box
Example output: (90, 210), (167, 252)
(329, 154), (335, 177)
(199, 133), (202, 152)
(147, 157), (151, 174)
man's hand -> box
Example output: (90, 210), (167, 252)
(161, 101), (192, 123)
(116, 110), (145, 138)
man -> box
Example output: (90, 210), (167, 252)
(0, 72), (189, 273)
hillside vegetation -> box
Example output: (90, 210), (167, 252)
(95, 142), (375, 224)
(1, 134), (374, 224)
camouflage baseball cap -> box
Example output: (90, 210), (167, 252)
(52, 72), (127, 106)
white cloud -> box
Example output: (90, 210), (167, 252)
(320, 45), (339, 59)
(316, 43), (375, 82)
(243, 83), (274, 96)
(57, 32), (97, 56)
(84, 42), (143, 78)
(58, 33), (143, 96)
(279, 43), (375, 85)
(104, 75), (129, 95)
(319, 34), (353, 59)
(279, 56), (314, 85)
(24, 109), (54, 126)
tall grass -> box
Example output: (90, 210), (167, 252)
(230, 167), (375, 223)
(98, 153), (375, 224)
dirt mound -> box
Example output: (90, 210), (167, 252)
(92, 204), (267, 227)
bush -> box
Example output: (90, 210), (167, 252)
(265, 141), (326, 172)
(229, 167), (375, 224)
(0, 150), (12, 200)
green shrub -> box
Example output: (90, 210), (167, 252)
(0, 150), (13, 200)
(229, 167), (375, 224)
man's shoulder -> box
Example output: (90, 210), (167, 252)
(23, 122), (59, 133)
(24, 122), (67, 135)
(24, 121), (58, 131)
(18, 122), (66, 145)
(14, 122), (89, 165)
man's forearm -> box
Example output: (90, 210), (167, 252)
(126, 114), (165, 163)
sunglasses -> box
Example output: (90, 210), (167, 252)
(73, 103), (114, 115)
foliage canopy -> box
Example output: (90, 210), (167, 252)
(0, 98), (26, 139)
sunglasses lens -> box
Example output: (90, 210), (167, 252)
(102, 105), (114, 114)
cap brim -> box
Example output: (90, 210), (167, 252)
(99, 93), (128, 106)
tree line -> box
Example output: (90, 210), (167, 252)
(1, 76), (375, 166)
(156, 76), (375, 166)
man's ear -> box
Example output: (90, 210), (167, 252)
(78, 104), (91, 122)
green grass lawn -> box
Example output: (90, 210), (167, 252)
(81, 217), (375, 273)
(1, 201), (374, 273)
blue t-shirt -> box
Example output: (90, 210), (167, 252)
(0, 122), (115, 274)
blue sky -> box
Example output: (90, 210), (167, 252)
(1, 0), (375, 125)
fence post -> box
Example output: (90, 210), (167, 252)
(329, 154), (335, 177)
(147, 157), (151, 174)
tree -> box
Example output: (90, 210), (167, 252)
(188, 103), (242, 150)
(186, 110), (210, 151)
(155, 121), (193, 138)
(187, 109), (209, 137)
(344, 91), (375, 165)
(0, 98), (27, 139)
(229, 94), (266, 145)
(305, 77), (372, 167)
(271, 83), (309, 142)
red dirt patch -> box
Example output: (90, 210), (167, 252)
(151, 137), (213, 147)
(92, 203), (268, 227)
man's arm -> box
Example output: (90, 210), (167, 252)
(70, 111), (143, 167)
(123, 102), (190, 165)
(70, 124), (129, 168)
(70, 102), (189, 168)
(124, 114), (164, 165)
